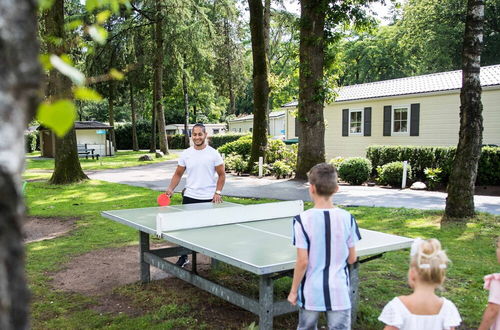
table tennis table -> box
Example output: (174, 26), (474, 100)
(102, 201), (413, 329)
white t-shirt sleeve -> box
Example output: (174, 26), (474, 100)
(443, 299), (461, 329)
(178, 150), (187, 167)
(347, 214), (361, 248)
(378, 298), (404, 328)
(213, 149), (223, 167)
(292, 215), (308, 249)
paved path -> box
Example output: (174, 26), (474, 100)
(87, 161), (500, 215)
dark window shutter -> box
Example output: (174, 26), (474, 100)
(342, 109), (349, 136)
(364, 107), (372, 136)
(383, 105), (392, 136)
(295, 117), (301, 138)
(410, 103), (420, 136)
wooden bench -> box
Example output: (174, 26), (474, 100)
(77, 144), (99, 160)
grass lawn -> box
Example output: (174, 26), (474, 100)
(25, 180), (499, 329)
(25, 150), (178, 172)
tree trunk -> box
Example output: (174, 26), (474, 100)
(129, 82), (139, 151)
(0, 0), (41, 328)
(182, 65), (190, 148)
(47, 0), (88, 184)
(264, 0), (271, 134)
(149, 23), (157, 153)
(154, 0), (168, 155)
(108, 79), (117, 153)
(444, 0), (484, 220)
(295, 0), (327, 179)
(224, 18), (236, 115)
(248, 0), (269, 168)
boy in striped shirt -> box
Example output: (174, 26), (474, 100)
(288, 163), (361, 329)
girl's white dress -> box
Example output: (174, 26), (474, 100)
(378, 297), (461, 329)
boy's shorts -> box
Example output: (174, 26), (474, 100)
(297, 308), (351, 330)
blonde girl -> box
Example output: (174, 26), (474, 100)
(478, 236), (500, 330)
(378, 238), (461, 330)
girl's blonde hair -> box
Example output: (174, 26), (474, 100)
(410, 238), (450, 285)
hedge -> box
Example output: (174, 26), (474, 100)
(25, 132), (38, 153)
(208, 133), (248, 149)
(366, 145), (500, 185)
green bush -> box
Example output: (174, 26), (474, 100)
(337, 157), (372, 185)
(115, 120), (153, 150)
(272, 160), (294, 179)
(267, 139), (288, 163)
(168, 134), (186, 149)
(25, 132), (38, 153)
(224, 153), (247, 175)
(377, 161), (413, 187)
(329, 156), (345, 170)
(209, 133), (247, 149)
(424, 167), (443, 191)
(366, 145), (500, 185)
(217, 135), (252, 159)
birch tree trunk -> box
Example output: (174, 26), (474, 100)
(248, 0), (269, 168)
(295, 0), (327, 179)
(47, 0), (88, 184)
(182, 66), (190, 148)
(444, 0), (485, 220)
(154, 0), (168, 155)
(129, 82), (139, 151)
(0, 0), (41, 328)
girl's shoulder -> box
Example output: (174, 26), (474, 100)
(484, 273), (500, 290)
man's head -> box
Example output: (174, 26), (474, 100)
(191, 123), (207, 147)
(307, 163), (339, 198)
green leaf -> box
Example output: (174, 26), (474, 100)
(86, 0), (98, 12)
(65, 19), (84, 31)
(110, 0), (120, 13)
(88, 25), (108, 45)
(96, 10), (111, 24)
(36, 100), (77, 138)
(73, 87), (103, 102)
(38, 0), (55, 10)
(109, 68), (124, 80)
(50, 55), (85, 85)
(39, 54), (52, 71)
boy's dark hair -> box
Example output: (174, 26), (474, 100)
(308, 163), (338, 196)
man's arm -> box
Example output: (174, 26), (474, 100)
(287, 248), (308, 305)
(166, 165), (186, 197)
(212, 164), (225, 203)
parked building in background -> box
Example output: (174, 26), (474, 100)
(165, 123), (227, 136)
(284, 64), (500, 158)
(228, 111), (286, 137)
(38, 121), (115, 157)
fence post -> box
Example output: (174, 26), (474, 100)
(402, 161), (408, 189)
(258, 156), (263, 178)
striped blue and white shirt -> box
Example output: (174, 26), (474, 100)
(292, 207), (362, 311)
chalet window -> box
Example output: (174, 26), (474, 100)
(349, 109), (363, 135)
(213, 129), (219, 134)
(343, 107), (371, 137)
(249, 127), (253, 132)
(384, 104), (420, 136)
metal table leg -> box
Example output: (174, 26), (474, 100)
(140, 231), (150, 283)
(259, 275), (274, 330)
(349, 261), (360, 324)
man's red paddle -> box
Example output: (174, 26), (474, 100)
(157, 193), (171, 206)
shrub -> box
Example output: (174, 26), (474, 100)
(377, 161), (413, 187)
(366, 145), (500, 185)
(25, 132), (38, 153)
(424, 167), (443, 190)
(224, 153), (247, 175)
(267, 139), (288, 163)
(337, 157), (372, 185)
(251, 162), (272, 176)
(218, 135), (252, 159)
(168, 134), (186, 149)
(329, 156), (345, 170)
(272, 160), (294, 179)
(209, 133), (247, 149)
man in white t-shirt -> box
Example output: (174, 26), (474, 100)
(165, 123), (226, 266)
